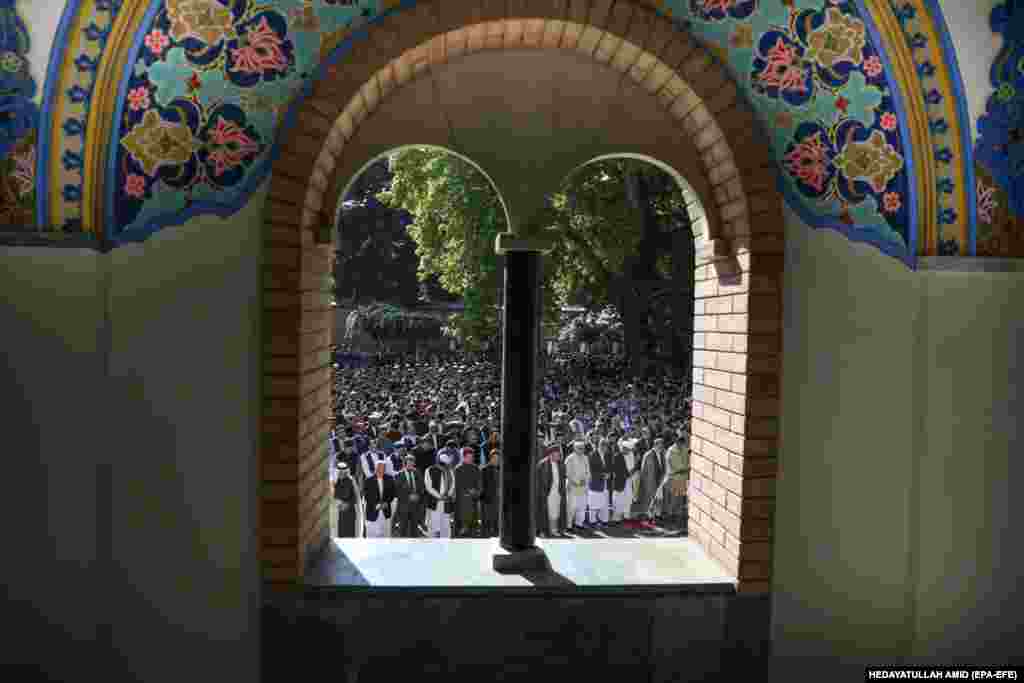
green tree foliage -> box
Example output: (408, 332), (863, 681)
(378, 148), (510, 351)
(380, 147), (694, 372)
(335, 159), (451, 306)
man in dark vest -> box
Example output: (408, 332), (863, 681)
(453, 447), (482, 538)
(394, 454), (425, 538)
(480, 448), (501, 537)
(586, 437), (610, 527)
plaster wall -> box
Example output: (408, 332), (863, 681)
(102, 182), (267, 682)
(936, 0), (1002, 142)
(772, 210), (1024, 667)
(20, 0), (63, 101)
(772, 210), (920, 661)
(912, 267), (1024, 662)
(0, 246), (102, 679)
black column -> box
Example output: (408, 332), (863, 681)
(493, 249), (548, 572)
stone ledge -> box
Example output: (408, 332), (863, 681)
(917, 256), (1024, 272)
(301, 537), (737, 595)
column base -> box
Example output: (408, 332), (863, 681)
(492, 546), (551, 574)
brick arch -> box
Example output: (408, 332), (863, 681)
(284, 8), (773, 248)
(261, 1), (785, 592)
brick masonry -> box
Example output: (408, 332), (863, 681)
(261, 1), (784, 591)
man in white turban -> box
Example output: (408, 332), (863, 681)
(564, 440), (590, 530)
(425, 451), (456, 538)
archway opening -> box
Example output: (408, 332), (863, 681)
(263, 7), (785, 595)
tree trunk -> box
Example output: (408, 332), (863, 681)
(621, 165), (663, 378)
(671, 228), (693, 372)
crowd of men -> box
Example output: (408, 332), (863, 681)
(329, 349), (692, 540)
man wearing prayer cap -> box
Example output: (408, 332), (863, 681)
(663, 426), (691, 531)
(334, 462), (362, 538)
(564, 440), (590, 531)
(424, 451), (456, 538)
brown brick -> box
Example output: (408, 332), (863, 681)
(262, 545), (302, 569)
(264, 225), (304, 248)
(716, 351), (747, 374)
(745, 417), (774, 438)
(739, 561), (771, 581)
(644, 12), (675, 58)
(742, 458), (777, 479)
(739, 541), (772, 563)
(296, 109), (334, 138)
(704, 515), (726, 546)
(262, 500), (301, 529)
(747, 374), (779, 397)
(712, 502), (741, 538)
(737, 580), (771, 594)
(742, 439), (776, 458)
(746, 396), (779, 418)
(269, 175), (307, 204)
(703, 478), (726, 507)
(708, 537), (739, 576)
(658, 32), (699, 73)
(742, 497), (775, 519)
(741, 518), (773, 541)
(714, 464), (743, 497)
(743, 477), (776, 499)
(725, 491), (742, 516)
(278, 132), (323, 167)
(262, 526), (300, 547)
(709, 160), (740, 186)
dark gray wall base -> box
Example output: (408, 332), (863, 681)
(263, 587), (771, 681)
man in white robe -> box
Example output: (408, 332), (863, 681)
(424, 452), (456, 538)
(564, 441), (590, 530)
(616, 438), (639, 522)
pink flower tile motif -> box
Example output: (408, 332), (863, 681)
(144, 29), (170, 57)
(228, 16), (289, 77)
(977, 179), (998, 225)
(863, 55), (884, 79)
(11, 144), (34, 198)
(125, 174), (147, 199)
(784, 130), (833, 194)
(204, 117), (260, 177)
(879, 112), (898, 132)
(690, 0), (759, 22)
(127, 86), (151, 112)
(883, 191), (901, 213)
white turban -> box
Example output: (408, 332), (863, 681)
(439, 453), (452, 465)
